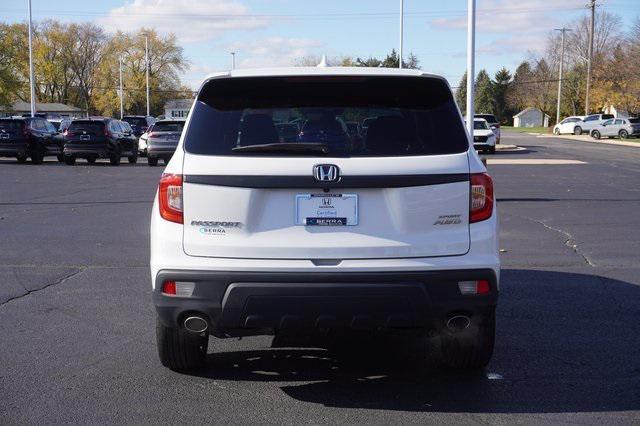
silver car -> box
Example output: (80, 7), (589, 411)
(574, 113), (614, 135)
(590, 118), (640, 140)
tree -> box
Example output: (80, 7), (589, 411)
(455, 72), (467, 113)
(508, 61), (533, 114)
(492, 68), (512, 124)
(474, 70), (494, 114)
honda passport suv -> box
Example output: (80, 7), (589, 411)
(150, 68), (499, 372)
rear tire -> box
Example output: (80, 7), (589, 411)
(64, 155), (76, 165)
(592, 130), (601, 139)
(128, 154), (138, 164)
(57, 154), (64, 162)
(148, 157), (158, 167)
(619, 129), (629, 139)
(16, 154), (28, 163)
(109, 152), (121, 166)
(31, 150), (44, 164)
(86, 156), (96, 164)
(439, 309), (495, 370)
(156, 317), (208, 372)
(574, 126), (582, 135)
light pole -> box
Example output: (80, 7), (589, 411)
(585, 0), (596, 115)
(399, 0), (404, 69)
(465, 0), (476, 138)
(143, 33), (150, 116)
(555, 28), (571, 125)
(231, 52), (236, 70)
(27, 0), (36, 117)
(119, 56), (124, 119)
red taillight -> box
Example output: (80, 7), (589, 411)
(158, 173), (183, 223)
(458, 280), (491, 295)
(162, 280), (176, 295)
(104, 126), (111, 137)
(477, 279), (490, 295)
(22, 124), (28, 137)
(470, 173), (494, 223)
(147, 132), (153, 138)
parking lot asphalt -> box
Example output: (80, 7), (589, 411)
(1, 133), (639, 424)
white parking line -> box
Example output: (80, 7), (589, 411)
(487, 159), (587, 165)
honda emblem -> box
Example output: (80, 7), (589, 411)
(313, 164), (339, 182)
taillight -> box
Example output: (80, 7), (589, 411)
(158, 173), (183, 223)
(147, 132), (153, 138)
(162, 280), (176, 295)
(470, 173), (494, 223)
(458, 280), (491, 295)
(22, 124), (28, 137)
(104, 126), (111, 137)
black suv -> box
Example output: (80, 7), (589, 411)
(63, 118), (138, 165)
(122, 115), (156, 137)
(146, 120), (185, 166)
(0, 117), (63, 164)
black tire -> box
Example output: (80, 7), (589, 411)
(574, 126), (582, 135)
(57, 154), (65, 162)
(128, 154), (138, 164)
(16, 154), (28, 163)
(439, 309), (495, 370)
(553, 128), (560, 135)
(109, 152), (121, 166)
(592, 130), (601, 139)
(156, 317), (207, 372)
(619, 129), (629, 139)
(148, 157), (158, 167)
(86, 156), (96, 164)
(64, 155), (76, 165)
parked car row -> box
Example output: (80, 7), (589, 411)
(0, 115), (180, 166)
(553, 114), (640, 139)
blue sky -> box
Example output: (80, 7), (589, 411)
(2, 0), (638, 89)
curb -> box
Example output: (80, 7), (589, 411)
(537, 134), (640, 148)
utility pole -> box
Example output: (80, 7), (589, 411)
(585, 0), (596, 115)
(119, 57), (124, 119)
(555, 28), (571, 125)
(399, 0), (404, 69)
(144, 33), (150, 116)
(230, 52), (236, 70)
(465, 0), (476, 138)
(27, 0), (36, 117)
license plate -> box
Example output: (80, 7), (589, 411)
(0, 134), (9, 139)
(295, 194), (358, 226)
(80, 135), (90, 141)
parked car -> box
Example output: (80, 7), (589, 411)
(470, 118), (497, 154)
(122, 115), (156, 137)
(590, 117), (640, 139)
(62, 118), (138, 165)
(573, 114), (614, 135)
(475, 113), (501, 144)
(553, 116), (585, 135)
(47, 117), (71, 132)
(146, 120), (185, 166)
(150, 68), (499, 372)
(0, 116), (62, 163)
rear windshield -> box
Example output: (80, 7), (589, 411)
(153, 121), (185, 132)
(0, 120), (24, 131)
(602, 114), (614, 119)
(123, 117), (147, 127)
(629, 118), (639, 124)
(476, 114), (497, 123)
(185, 76), (469, 157)
(68, 121), (104, 135)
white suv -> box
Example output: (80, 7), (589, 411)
(150, 67), (499, 372)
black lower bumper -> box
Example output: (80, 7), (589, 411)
(153, 269), (498, 337)
(0, 142), (29, 157)
(147, 147), (176, 159)
(64, 144), (110, 158)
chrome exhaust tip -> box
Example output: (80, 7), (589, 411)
(446, 315), (471, 332)
(183, 316), (208, 333)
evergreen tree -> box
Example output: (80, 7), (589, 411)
(474, 69), (494, 114)
(455, 72), (467, 113)
(493, 67), (512, 124)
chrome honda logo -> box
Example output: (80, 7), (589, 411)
(313, 164), (339, 182)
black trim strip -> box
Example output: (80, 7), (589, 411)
(183, 173), (469, 189)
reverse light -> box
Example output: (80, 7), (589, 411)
(458, 280), (491, 295)
(158, 173), (183, 223)
(470, 173), (494, 223)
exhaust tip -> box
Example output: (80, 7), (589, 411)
(184, 316), (208, 333)
(446, 315), (471, 332)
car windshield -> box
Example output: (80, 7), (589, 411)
(474, 121), (489, 130)
(185, 76), (469, 157)
(68, 121), (104, 135)
(123, 117), (147, 128)
(152, 121), (185, 132)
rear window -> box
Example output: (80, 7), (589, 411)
(185, 76), (469, 157)
(153, 121), (185, 132)
(68, 121), (104, 135)
(475, 114), (497, 123)
(123, 117), (147, 128)
(602, 114), (614, 120)
(629, 118), (639, 124)
(0, 120), (24, 131)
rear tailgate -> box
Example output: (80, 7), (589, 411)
(0, 120), (26, 142)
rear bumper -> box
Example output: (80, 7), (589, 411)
(63, 143), (109, 158)
(147, 145), (177, 158)
(0, 142), (28, 157)
(153, 268), (498, 337)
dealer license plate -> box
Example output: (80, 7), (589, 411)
(295, 193), (358, 226)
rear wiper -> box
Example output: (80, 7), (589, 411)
(232, 142), (329, 154)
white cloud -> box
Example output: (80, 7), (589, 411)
(229, 37), (324, 68)
(99, 0), (269, 42)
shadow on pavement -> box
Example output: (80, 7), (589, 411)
(193, 269), (640, 413)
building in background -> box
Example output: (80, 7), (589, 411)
(0, 101), (86, 118)
(513, 107), (550, 128)
(163, 99), (193, 119)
